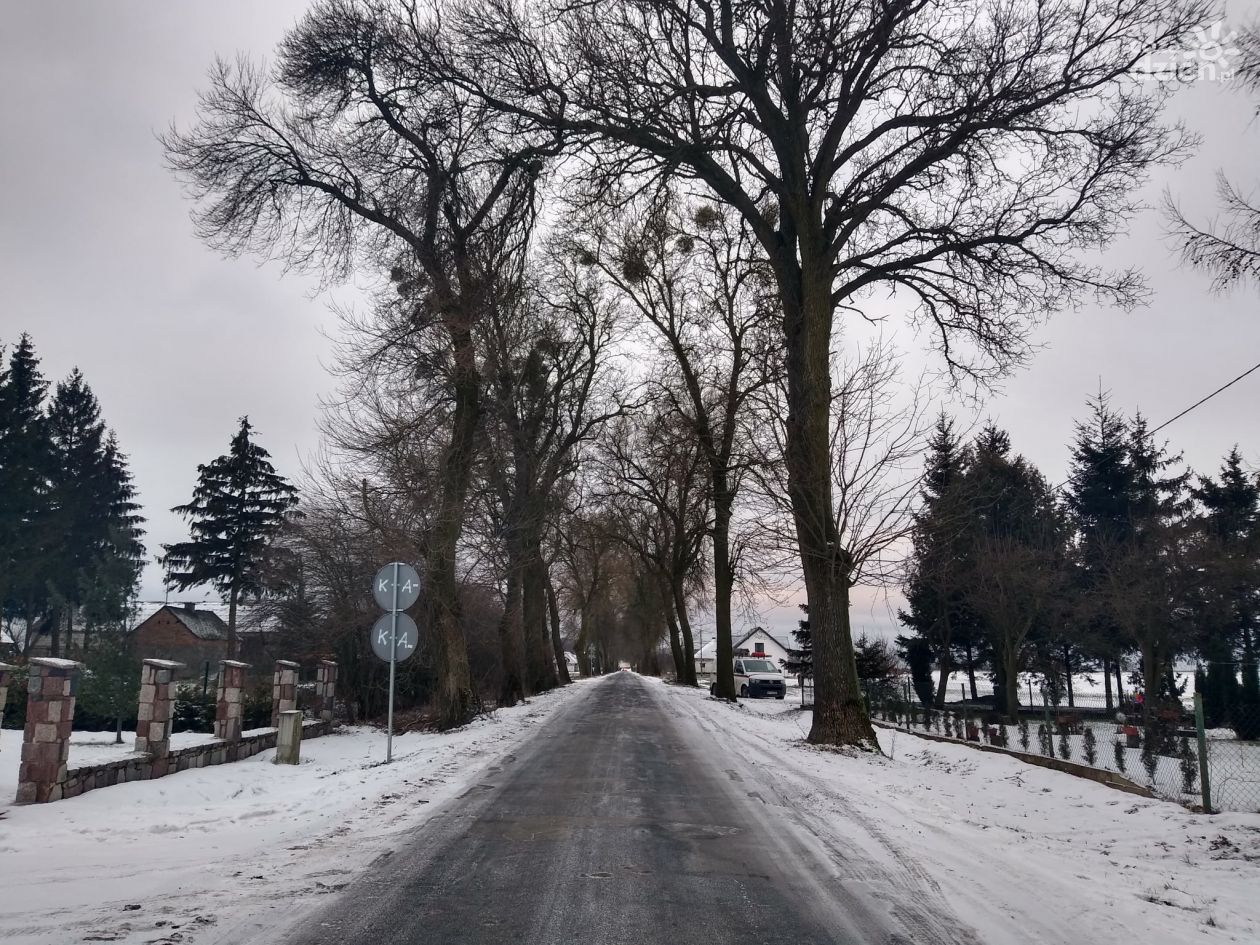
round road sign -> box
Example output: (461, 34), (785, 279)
(373, 562), (422, 611)
(370, 613), (419, 663)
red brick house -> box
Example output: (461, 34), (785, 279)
(132, 603), (229, 677)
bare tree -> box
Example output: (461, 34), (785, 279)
(1165, 21), (1260, 292)
(163, 3), (559, 727)
(479, 250), (622, 700)
(445, 0), (1209, 744)
(752, 341), (935, 677)
(600, 408), (711, 684)
(569, 192), (776, 697)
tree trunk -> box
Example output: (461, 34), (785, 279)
(710, 481), (736, 698)
(782, 263), (875, 747)
(522, 542), (556, 693)
(50, 609), (62, 659)
(1140, 637), (1160, 731)
(1103, 657), (1114, 712)
(115, 714), (123, 745)
(496, 566), (525, 707)
(933, 614), (953, 708)
(545, 573), (570, 685)
(671, 582), (698, 686)
(1063, 644), (1075, 708)
(575, 609), (592, 677)
(661, 588), (686, 681)
(965, 641), (979, 701)
(426, 323), (479, 729)
(227, 585), (239, 661)
(1114, 659), (1126, 702)
(1004, 647), (1022, 724)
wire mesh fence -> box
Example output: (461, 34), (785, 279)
(865, 683), (1260, 814)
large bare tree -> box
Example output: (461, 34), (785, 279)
(479, 251), (622, 700)
(163, 3), (559, 727)
(570, 193), (777, 697)
(601, 408), (711, 685)
(444, 0), (1213, 744)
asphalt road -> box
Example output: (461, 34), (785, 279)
(283, 673), (933, 945)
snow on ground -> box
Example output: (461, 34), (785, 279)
(0, 680), (594, 945)
(657, 681), (1260, 945)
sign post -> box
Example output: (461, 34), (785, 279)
(372, 562), (422, 764)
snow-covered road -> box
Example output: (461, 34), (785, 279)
(2, 675), (1257, 944)
(658, 682), (1260, 944)
(0, 681), (594, 945)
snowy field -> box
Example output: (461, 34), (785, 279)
(657, 683), (1260, 945)
(929, 669), (1199, 705)
(0, 681), (594, 945)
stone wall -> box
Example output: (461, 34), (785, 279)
(60, 720), (331, 800)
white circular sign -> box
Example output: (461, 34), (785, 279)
(370, 613), (418, 663)
(373, 562), (422, 611)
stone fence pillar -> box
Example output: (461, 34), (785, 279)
(17, 658), (82, 803)
(314, 660), (338, 723)
(215, 660), (250, 743)
(0, 662), (17, 741)
(272, 660), (299, 728)
(135, 659), (184, 774)
(275, 710), (302, 765)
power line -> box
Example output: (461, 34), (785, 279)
(1051, 356), (1260, 496)
(1149, 358), (1260, 436)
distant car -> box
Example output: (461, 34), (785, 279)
(709, 657), (786, 699)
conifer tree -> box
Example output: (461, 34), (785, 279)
(1065, 391), (1132, 708)
(898, 414), (979, 705)
(45, 371), (146, 650)
(960, 425), (1068, 721)
(162, 418), (299, 657)
(782, 605), (812, 679)
(82, 433), (146, 628)
(0, 335), (54, 645)
(1122, 415), (1193, 715)
(1192, 448), (1260, 735)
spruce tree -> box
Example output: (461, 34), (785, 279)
(162, 418), (299, 657)
(1065, 390), (1131, 708)
(898, 414), (979, 705)
(1192, 447), (1260, 736)
(0, 335), (54, 645)
(44, 371), (146, 650)
(782, 604), (812, 678)
(960, 425), (1067, 721)
(80, 433), (146, 629)
(45, 370), (108, 648)
(1122, 414), (1193, 720)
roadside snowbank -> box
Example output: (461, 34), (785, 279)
(0, 681), (592, 945)
(658, 682), (1260, 945)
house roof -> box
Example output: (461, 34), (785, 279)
(144, 604), (229, 641)
(734, 627), (793, 652)
(697, 627), (794, 659)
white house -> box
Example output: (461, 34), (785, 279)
(695, 627), (795, 680)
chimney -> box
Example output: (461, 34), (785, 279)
(183, 602), (196, 612)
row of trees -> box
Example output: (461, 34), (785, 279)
(161, 0), (1228, 745)
(899, 398), (1260, 736)
(0, 335), (145, 655)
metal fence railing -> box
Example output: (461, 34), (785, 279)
(864, 686), (1260, 814)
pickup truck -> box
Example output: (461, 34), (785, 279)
(710, 657), (787, 699)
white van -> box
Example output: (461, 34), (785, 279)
(733, 656), (786, 699)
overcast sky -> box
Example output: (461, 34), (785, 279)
(3, 2), (1258, 642)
